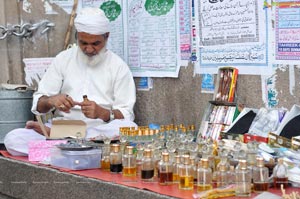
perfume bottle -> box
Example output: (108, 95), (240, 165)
(178, 155), (194, 190)
(159, 152), (173, 185)
(197, 158), (213, 192)
(136, 144), (144, 176)
(215, 164), (229, 188)
(141, 149), (155, 181)
(122, 146), (136, 176)
(101, 144), (110, 170)
(172, 155), (181, 183)
(235, 159), (251, 197)
(273, 158), (288, 189)
(252, 157), (269, 192)
(110, 144), (122, 173)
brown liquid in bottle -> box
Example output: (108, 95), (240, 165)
(273, 177), (288, 188)
(159, 172), (173, 184)
(253, 182), (269, 192)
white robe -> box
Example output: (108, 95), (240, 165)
(4, 46), (137, 156)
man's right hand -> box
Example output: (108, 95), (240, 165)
(37, 94), (78, 113)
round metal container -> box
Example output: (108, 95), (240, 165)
(0, 89), (34, 143)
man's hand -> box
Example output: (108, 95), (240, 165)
(37, 94), (77, 113)
(48, 94), (77, 113)
(80, 100), (109, 120)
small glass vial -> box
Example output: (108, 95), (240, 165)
(141, 149), (155, 181)
(197, 158), (213, 192)
(273, 158), (288, 189)
(173, 155), (181, 183)
(110, 144), (122, 173)
(252, 157), (269, 192)
(235, 159), (251, 197)
(122, 146), (136, 176)
(215, 164), (229, 188)
(178, 155), (194, 190)
(136, 145), (144, 176)
(159, 152), (173, 185)
(101, 144), (110, 170)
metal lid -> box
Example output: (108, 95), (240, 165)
(126, 146), (134, 155)
(239, 159), (247, 169)
(111, 144), (120, 152)
(201, 158), (209, 168)
(144, 149), (152, 157)
(162, 152), (169, 162)
(183, 155), (190, 165)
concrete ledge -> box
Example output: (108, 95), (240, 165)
(0, 157), (176, 199)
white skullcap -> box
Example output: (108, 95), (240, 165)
(74, 7), (110, 35)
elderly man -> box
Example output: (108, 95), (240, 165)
(4, 7), (137, 156)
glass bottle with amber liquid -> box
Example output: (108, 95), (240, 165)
(235, 159), (251, 197)
(273, 158), (288, 189)
(110, 144), (122, 173)
(101, 144), (110, 170)
(252, 157), (269, 192)
(197, 158), (213, 192)
(172, 155), (181, 183)
(159, 152), (173, 185)
(179, 155), (194, 190)
(122, 146), (136, 176)
(141, 149), (155, 181)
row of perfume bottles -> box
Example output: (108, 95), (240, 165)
(101, 144), (289, 196)
(119, 124), (196, 143)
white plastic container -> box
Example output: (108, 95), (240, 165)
(50, 148), (102, 170)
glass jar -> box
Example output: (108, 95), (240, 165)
(110, 144), (122, 173)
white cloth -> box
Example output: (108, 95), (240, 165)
(32, 46), (136, 127)
(74, 7), (110, 35)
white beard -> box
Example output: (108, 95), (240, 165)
(78, 47), (107, 67)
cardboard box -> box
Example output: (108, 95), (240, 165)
(244, 133), (268, 143)
(28, 140), (67, 162)
(268, 132), (292, 148)
(50, 120), (87, 139)
(292, 136), (300, 151)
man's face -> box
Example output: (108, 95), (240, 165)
(77, 32), (108, 57)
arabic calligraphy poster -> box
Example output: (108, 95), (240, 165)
(274, 0), (300, 64)
(126, 0), (181, 77)
(194, 0), (272, 75)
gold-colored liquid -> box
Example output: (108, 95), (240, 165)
(179, 176), (194, 190)
(173, 173), (179, 183)
(101, 159), (110, 170)
(123, 167), (137, 176)
(196, 184), (213, 192)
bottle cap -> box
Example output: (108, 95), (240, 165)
(201, 158), (209, 168)
(189, 157), (195, 165)
(162, 152), (169, 162)
(219, 164), (227, 171)
(111, 144), (120, 153)
(175, 155), (181, 164)
(83, 95), (88, 101)
(126, 146), (134, 155)
(238, 159), (247, 169)
(256, 157), (264, 167)
(183, 155), (190, 165)
(144, 149), (152, 157)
